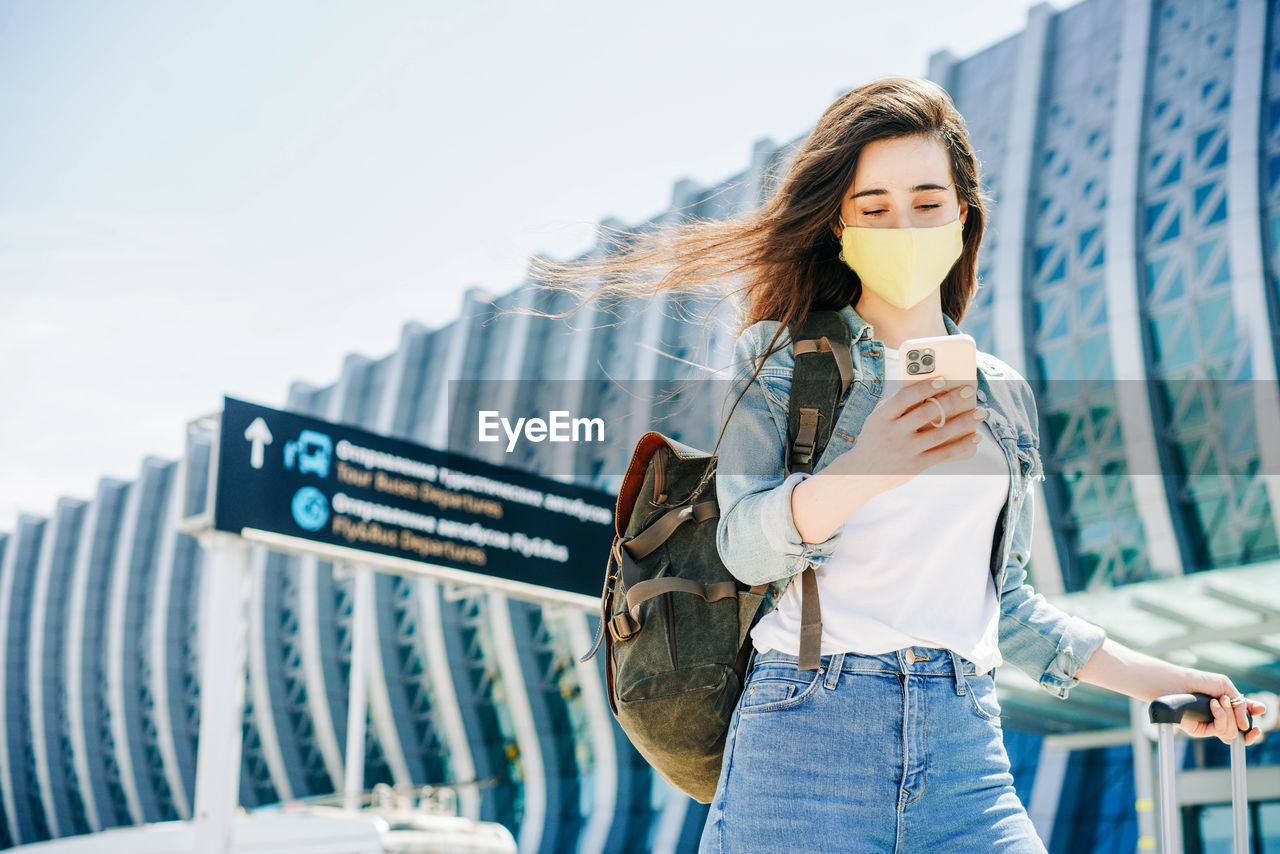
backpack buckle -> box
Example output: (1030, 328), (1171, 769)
(609, 611), (640, 642)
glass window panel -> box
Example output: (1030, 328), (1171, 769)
(1078, 278), (1101, 314)
(1180, 387), (1208, 429)
(1049, 310), (1069, 341)
(1258, 801), (1280, 849)
(1146, 257), (1169, 294)
(1195, 238), (1218, 276)
(1093, 299), (1109, 328)
(1146, 200), (1168, 236)
(1268, 153), (1280, 194)
(1196, 128), (1217, 159)
(1152, 312), (1194, 370)
(1196, 293), (1232, 340)
(1034, 244), (1054, 275)
(1209, 255), (1231, 287)
(1206, 196), (1227, 225)
(1208, 139), (1227, 168)
(1194, 804), (1234, 853)
(1080, 333), (1109, 378)
(1193, 180), (1215, 214)
(1078, 226), (1099, 256)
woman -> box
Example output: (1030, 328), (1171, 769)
(695, 79), (1266, 852)
(531, 76), (1266, 851)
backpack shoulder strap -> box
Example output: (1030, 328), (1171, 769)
(784, 309), (855, 671)
(786, 310), (854, 475)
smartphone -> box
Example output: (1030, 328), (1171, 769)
(896, 333), (977, 384)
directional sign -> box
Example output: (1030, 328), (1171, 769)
(213, 396), (616, 598)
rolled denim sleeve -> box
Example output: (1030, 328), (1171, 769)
(714, 325), (844, 586)
(997, 380), (1107, 699)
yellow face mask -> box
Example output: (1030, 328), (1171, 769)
(837, 211), (964, 310)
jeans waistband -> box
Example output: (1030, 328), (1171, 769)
(749, 646), (980, 694)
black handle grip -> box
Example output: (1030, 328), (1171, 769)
(1149, 692), (1253, 732)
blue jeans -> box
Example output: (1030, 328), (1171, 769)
(697, 646), (1048, 853)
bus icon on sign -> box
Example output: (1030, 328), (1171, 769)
(284, 430), (333, 478)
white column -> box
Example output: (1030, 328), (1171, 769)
(27, 506), (66, 837)
(0, 519), (26, 841)
(64, 499), (104, 832)
(1026, 744), (1069, 846)
(993, 3), (1065, 592)
(650, 787), (690, 854)
(487, 590), (546, 854)
(247, 545), (293, 801)
(564, 610), (617, 854)
(1105, 0), (1184, 577)
(1225, 0), (1280, 539)
(105, 466), (149, 824)
(150, 458), (195, 818)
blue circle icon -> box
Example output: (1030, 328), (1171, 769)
(291, 486), (329, 532)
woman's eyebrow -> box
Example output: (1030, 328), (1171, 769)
(851, 182), (951, 199)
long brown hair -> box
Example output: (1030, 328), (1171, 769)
(523, 76), (991, 450)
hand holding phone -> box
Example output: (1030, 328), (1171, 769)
(826, 332), (985, 489)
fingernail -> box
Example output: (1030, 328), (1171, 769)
(959, 386), (973, 398)
(971, 434), (981, 444)
(932, 377), (946, 389)
(1211, 699), (1221, 710)
(972, 408), (986, 420)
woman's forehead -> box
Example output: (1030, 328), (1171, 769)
(851, 137), (952, 193)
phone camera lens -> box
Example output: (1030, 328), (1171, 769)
(907, 349), (920, 360)
(907, 363), (920, 374)
(921, 354), (934, 367)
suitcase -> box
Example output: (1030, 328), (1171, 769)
(1148, 693), (1254, 853)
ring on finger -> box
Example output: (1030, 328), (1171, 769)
(1229, 695), (1248, 706)
(927, 398), (946, 428)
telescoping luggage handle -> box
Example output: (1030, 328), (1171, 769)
(1148, 693), (1254, 854)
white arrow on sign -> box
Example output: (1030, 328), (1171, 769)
(244, 417), (273, 470)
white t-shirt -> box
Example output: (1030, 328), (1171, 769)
(750, 346), (1009, 673)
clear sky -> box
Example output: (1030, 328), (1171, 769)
(0, 0), (1057, 533)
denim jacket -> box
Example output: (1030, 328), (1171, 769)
(714, 303), (1107, 699)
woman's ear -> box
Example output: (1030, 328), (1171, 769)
(959, 199), (969, 226)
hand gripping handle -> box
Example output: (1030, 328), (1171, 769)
(1148, 692), (1252, 732)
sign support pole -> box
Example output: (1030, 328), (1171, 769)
(193, 532), (252, 854)
(343, 564), (374, 811)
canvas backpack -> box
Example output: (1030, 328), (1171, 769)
(577, 309), (854, 804)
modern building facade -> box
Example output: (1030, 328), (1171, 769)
(3, 0), (1280, 850)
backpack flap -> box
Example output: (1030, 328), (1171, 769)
(579, 432), (718, 666)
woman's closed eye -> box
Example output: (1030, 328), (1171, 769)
(862, 204), (942, 216)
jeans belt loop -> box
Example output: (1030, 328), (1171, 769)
(824, 652), (844, 689)
(948, 649), (969, 696)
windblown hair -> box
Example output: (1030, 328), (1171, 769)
(524, 75), (991, 449)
